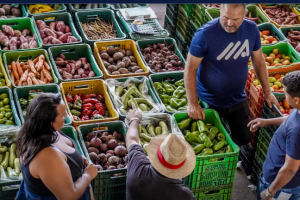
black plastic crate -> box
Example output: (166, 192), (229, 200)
(164, 15), (176, 38)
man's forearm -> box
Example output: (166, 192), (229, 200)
(252, 59), (271, 95)
(184, 63), (198, 105)
(126, 120), (140, 148)
(263, 116), (287, 127)
(269, 166), (296, 194)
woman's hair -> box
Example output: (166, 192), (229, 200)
(17, 93), (62, 165)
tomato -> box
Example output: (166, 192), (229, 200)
(279, 102), (283, 106)
(280, 108), (285, 114)
(272, 85), (279, 90)
(266, 36), (274, 42)
(274, 74), (281, 80)
(262, 30), (270, 35)
(259, 31), (263, 37)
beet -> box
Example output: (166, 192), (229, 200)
(118, 142), (126, 147)
(108, 139), (118, 150)
(85, 142), (90, 148)
(112, 131), (118, 138)
(102, 132), (109, 136)
(90, 135), (102, 148)
(100, 143), (108, 153)
(117, 164), (125, 169)
(98, 153), (107, 164)
(107, 165), (117, 170)
(106, 153), (112, 160)
(88, 147), (99, 155)
(107, 135), (114, 142)
(89, 152), (97, 162)
(86, 132), (95, 141)
(123, 155), (128, 164)
(107, 150), (115, 156)
(114, 146), (127, 157)
(95, 164), (103, 171)
(116, 133), (122, 140)
(100, 135), (108, 143)
(108, 156), (119, 166)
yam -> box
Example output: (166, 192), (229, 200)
(2, 5), (11, 15)
(113, 52), (124, 61)
(0, 8), (5, 16)
(56, 21), (66, 33)
(36, 20), (46, 30)
(107, 65), (117, 72)
(100, 53), (110, 60)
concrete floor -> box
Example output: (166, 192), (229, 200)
(149, 4), (257, 200)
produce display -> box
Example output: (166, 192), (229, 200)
(81, 18), (117, 41)
(0, 92), (14, 125)
(0, 25), (37, 50)
(36, 20), (78, 45)
(261, 5), (299, 25)
(19, 92), (40, 118)
(0, 68), (6, 86)
(72, 4), (106, 9)
(66, 93), (109, 121)
(28, 4), (62, 14)
(0, 143), (22, 179)
(279, 98), (293, 116)
(110, 4), (141, 9)
(54, 54), (95, 80)
(245, 11), (259, 24)
(8, 54), (54, 86)
(176, 117), (233, 156)
(141, 42), (184, 73)
(84, 130), (127, 171)
(259, 30), (279, 45)
(252, 73), (285, 92)
(286, 29), (300, 52)
(100, 47), (144, 75)
(0, 4), (22, 18)
(203, 4), (221, 8)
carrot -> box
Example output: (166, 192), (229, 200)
(18, 78), (22, 86)
(37, 55), (45, 72)
(8, 65), (11, 70)
(20, 69), (28, 84)
(15, 80), (19, 86)
(23, 82), (28, 86)
(40, 70), (44, 81)
(10, 71), (14, 83)
(43, 61), (51, 71)
(43, 67), (53, 82)
(31, 77), (39, 85)
(28, 72), (35, 78)
(27, 77), (32, 85)
(11, 61), (19, 81)
(44, 78), (48, 84)
(22, 65), (29, 70)
(16, 61), (23, 76)
(38, 80), (45, 84)
(28, 60), (38, 76)
(33, 56), (39, 64)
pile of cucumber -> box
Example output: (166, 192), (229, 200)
(0, 143), (21, 179)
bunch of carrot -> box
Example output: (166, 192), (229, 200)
(8, 54), (53, 86)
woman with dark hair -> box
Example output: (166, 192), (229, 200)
(15, 93), (98, 200)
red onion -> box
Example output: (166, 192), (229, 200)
(90, 135), (102, 148)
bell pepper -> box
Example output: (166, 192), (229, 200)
(78, 93), (83, 99)
(199, 148), (213, 156)
(214, 140), (228, 151)
(193, 144), (205, 154)
(169, 98), (187, 109)
(183, 129), (191, 135)
(212, 139), (218, 148)
(91, 110), (100, 118)
(175, 79), (184, 87)
(22, 110), (27, 117)
(81, 108), (92, 118)
(166, 105), (177, 112)
(159, 94), (171, 104)
(74, 95), (81, 101)
(162, 82), (175, 95)
(5, 120), (14, 125)
(72, 115), (80, 121)
(226, 145), (233, 153)
(0, 93), (8, 100)
(95, 103), (105, 116)
(28, 94), (37, 101)
(82, 103), (93, 110)
(182, 94), (187, 100)
(154, 82), (166, 94)
(199, 133), (213, 148)
(91, 114), (104, 119)
(82, 94), (96, 100)
(177, 117), (192, 130)
(215, 148), (226, 154)
(172, 86), (186, 99)
(217, 133), (225, 141)
(81, 115), (90, 121)
(185, 131), (202, 145)
(73, 99), (82, 110)
(66, 93), (73, 103)
(197, 120), (209, 134)
(191, 121), (197, 132)
(97, 94), (105, 103)
(82, 98), (99, 105)
(67, 102), (73, 109)
(20, 98), (28, 109)
(208, 127), (219, 140)
(178, 106), (188, 111)
(71, 109), (81, 116)
(206, 123), (213, 129)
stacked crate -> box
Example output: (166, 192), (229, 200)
(164, 4), (179, 38)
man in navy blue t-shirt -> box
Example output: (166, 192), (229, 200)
(185, 4), (279, 146)
(248, 71), (300, 200)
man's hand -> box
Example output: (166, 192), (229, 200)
(126, 103), (142, 122)
(187, 103), (205, 120)
(247, 118), (267, 132)
(264, 91), (280, 109)
(82, 155), (88, 169)
(260, 189), (273, 200)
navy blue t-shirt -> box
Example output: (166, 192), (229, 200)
(189, 18), (261, 109)
(263, 109), (300, 189)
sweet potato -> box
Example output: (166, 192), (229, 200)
(43, 37), (49, 44)
(62, 71), (72, 79)
(0, 8), (5, 16)
(67, 36), (78, 43)
(21, 29), (30, 37)
(49, 36), (62, 44)
(70, 64), (75, 75)
(59, 33), (72, 43)
(65, 25), (71, 33)
(44, 28), (57, 38)
(39, 30), (46, 39)
(9, 37), (17, 50)
(20, 35), (28, 44)
(56, 21), (66, 33)
(88, 71), (95, 77)
(49, 22), (56, 31)
(0, 34), (9, 47)
(2, 5), (11, 15)
(11, 7), (21, 17)
(54, 31), (64, 38)
(20, 43), (29, 49)
(36, 20), (46, 30)
(13, 30), (21, 38)
(75, 60), (82, 70)
(1, 25), (13, 36)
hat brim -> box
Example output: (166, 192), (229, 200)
(147, 134), (196, 179)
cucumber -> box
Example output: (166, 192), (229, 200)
(1, 151), (9, 169)
(0, 153), (3, 163)
(159, 121), (170, 134)
(14, 158), (20, 175)
(146, 125), (156, 137)
(9, 143), (16, 168)
(155, 126), (162, 135)
(0, 144), (7, 153)
(0, 165), (7, 178)
(7, 167), (17, 177)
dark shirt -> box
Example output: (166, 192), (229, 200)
(126, 144), (195, 200)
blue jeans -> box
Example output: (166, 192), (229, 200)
(257, 173), (300, 200)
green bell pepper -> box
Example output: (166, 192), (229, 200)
(166, 105), (177, 112)
(159, 94), (171, 104)
(199, 132), (213, 148)
(154, 82), (166, 94)
(67, 102), (73, 109)
(214, 140), (228, 151)
(71, 109), (81, 116)
(28, 94), (37, 101)
(197, 120), (209, 134)
(183, 129), (191, 135)
(182, 94), (187, 100)
(169, 98), (187, 109)
(191, 121), (197, 132)
(178, 106), (188, 111)
(199, 148), (213, 156)
(226, 145), (233, 153)
(193, 144), (205, 154)
(0, 93), (8, 100)
(162, 82), (175, 95)
(73, 99), (82, 110)
(206, 123), (213, 129)
(19, 98), (28, 109)
(185, 131), (202, 145)
(91, 114), (104, 119)
(175, 79), (184, 87)
(177, 117), (192, 130)
(172, 86), (186, 99)
(217, 133), (226, 141)
(212, 139), (218, 148)
(5, 120), (14, 125)
(208, 127), (219, 140)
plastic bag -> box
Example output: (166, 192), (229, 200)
(0, 125), (20, 145)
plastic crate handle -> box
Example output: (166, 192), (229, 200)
(4, 22), (19, 27)
(18, 56), (33, 62)
(43, 16), (57, 22)
(74, 85), (90, 90)
(291, 52), (298, 62)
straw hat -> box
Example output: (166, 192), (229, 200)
(147, 133), (196, 179)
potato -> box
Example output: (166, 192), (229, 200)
(127, 66), (133, 72)
(122, 57), (131, 67)
(112, 71), (120, 75)
(135, 69), (144, 73)
(103, 61), (110, 68)
(107, 65), (117, 72)
(126, 49), (133, 56)
(0, 8), (5, 16)
(108, 58), (114, 64)
(129, 56), (136, 63)
(107, 47), (116, 56)
(118, 49), (125, 56)
(113, 52), (124, 61)
(131, 66), (141, 72)
(118, 68), (129, 74)
(100, 52), (110, 60)
(2, 5), (11, 15)
(116, 61), (125, 69)
(131, 62), (137, 66)
(11, 7), (21, 17)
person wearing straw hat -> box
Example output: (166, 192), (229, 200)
(125, 105), (196, 200)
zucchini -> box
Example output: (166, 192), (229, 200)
(1, 151), (9, 169)
(159, 121), (170, 134)
(0, 165), (7, 178)
(14, 158), (20, 175)
(0, 153), (3, 163)
(0, 144), (7, 153)
(155, 126), (162, 135)
(146, 125), (156, 137)
(9, 143), (16, 168)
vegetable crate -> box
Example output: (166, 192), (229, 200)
(32, 12), (82, 49)
(251, 155), (263, 186)
(177, 6), (191, 43)
(2, 4), (28, 18)
(193, 4), (209, 23)
(279, 26), (300, 54)
(248, 114), (260, 150)
(191, 186), (233, 200)
(67, 4), (110, 14)
(164, 15), (176, 38)
(0, 55), (11, 88)
(166, 4), (178, 25)
(0, 87), (21, 126)
(191, 7), (208, 29)
(149, 71), (209, 114)
(25, 4), (67, 16)
(61, 126), (84, 155)
(239, 144), (255, 176)
(258, 4), (300, 28)
(106, 76), (164, 119)
(0, 17), (42, 55)
(258, 23), (286, 46)
(246, 4), (270, 25)
(179, 4), (193, 17)
(78, 121), (127, 200)
(255, 127), (272, 163)
(175, 30), (188, 57)
(205, 8), (220, 22)
(93, 39), (149, 79)
(60, 79), (119, 127)
(109, 4), (148, 11)
(2, 49), (59, 88)
(116, 11), (169, 41)
(173, 110), (239, 193)
(48, 44), (103, 82)
(0, 178), (21, 200)
(136, 38), (186, 74)
(13, 83), (72, 125)
(75, 9), (126, 46)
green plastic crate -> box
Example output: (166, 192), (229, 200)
(246, 4), (270, 25)
(60, 126), (83, 155)
(77, 121), (127, 200)
(175, 30), (188, 53)
(32, 12), (82, 49)
(179, 4), (193, 17)
(110, 4), (148, 11)
(149, 71), (209, 114)
(279, 26), (300, 53)
(192, 186), (232, 200)
(258, 128), (272, 148)
(106, 76), (164, 119)
(75, 9), (126, 46)
(13, 83), (72, 126)
(177, 6), (191, 27)
(0, 87), (21, 127)
(191, 7), (208, 29)
(164, 15), (176, 38)
(116, 11), (169, 41)
(2, 4), (28, 18)
(0, 17), (42, 54)
(48, 44), (103, 82)
(193, 4), (209, 21)
(2, 49), (58, 88)
(136, 38), (186, 74)
(173, 110), (239, 192)
(25, 4), (67, 16)
(258, 23), (286, 46)
(205, 8), (220, 22)
(67, 4), (110, 14)
(166, 5), (178, 25)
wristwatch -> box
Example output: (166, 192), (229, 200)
(128, 117), (140, 125)
(265, 188), (276, 197)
